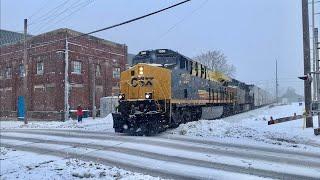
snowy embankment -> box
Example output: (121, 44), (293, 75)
(165, 102), (320, 150)
(0, 147), (162, 180)
(0, 114), (114, 132)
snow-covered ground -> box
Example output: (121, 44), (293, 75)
(1, 103), (320, 179)
(165, 102), (320, 150)
(0, 114), (114, 132)
(0, 147), (164, 180)
(1, 102), (319, 150)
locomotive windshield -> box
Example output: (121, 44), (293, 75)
(132, 49), (179, 66)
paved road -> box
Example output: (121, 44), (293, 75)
(1, 129), (320, 180)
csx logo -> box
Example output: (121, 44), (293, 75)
(131, 77), (154, 87)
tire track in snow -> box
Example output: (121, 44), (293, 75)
(2, 129), (320, 162)
(0, 138), (266, 180)
(1, 130), (320, 180)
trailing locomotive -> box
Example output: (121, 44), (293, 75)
(112, 49), (272, 135)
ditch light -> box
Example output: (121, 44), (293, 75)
(145, 92), (153, 99)
(118, 93), (125, 100)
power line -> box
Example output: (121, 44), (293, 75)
(30, 0), (84, 33)
(153, 0), (208, 44)
(28, 0), (53, 20)
(7, 0), (192, 50)
(76, 0), (191, 38)
(34, 0), (94, 34)
(28, 0), (70, 26)
(39, 0), (95, 33)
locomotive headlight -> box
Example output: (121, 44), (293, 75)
(138, 66), (144, 75)
(145, 92), (153, 99)
(118, 93), (125, 100)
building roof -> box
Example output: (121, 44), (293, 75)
(0, 28), (126, 48)
(0, 29), (33, 47)
(37, 28), (125, 48)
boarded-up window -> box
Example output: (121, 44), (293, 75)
(33, 85), (45, 111)
(0, 88), (12, 111)
(45, 84), (56, 111)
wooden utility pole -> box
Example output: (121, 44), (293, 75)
(23, 19), (28, 124)
(91, 62), (96, 119)
(302, 0), (313, 128)
(64, 37), (69, 121)
(315, 28), (320, 135)
(312, 0), (317, 100)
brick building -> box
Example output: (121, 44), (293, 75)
(0, 28), (127, 120)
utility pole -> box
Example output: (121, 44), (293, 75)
(276, 60), (279, 104)
(312, 0), (317, 100)
(23, 19), (28, 125)
(64, 37), (69, 121)
(315, 28), (320, 134)
(302, 0), (313, 128)
(91, 63), (96, 119)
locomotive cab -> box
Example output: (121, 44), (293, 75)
(112, 63), (172, 135)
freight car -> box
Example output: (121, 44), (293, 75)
(112, 49), (271, 135)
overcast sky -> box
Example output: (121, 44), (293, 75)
(1, 0), (319, 95)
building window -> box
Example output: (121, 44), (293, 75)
(180, 58), (186, 69)
(72, 61), (82, 74)
(186, 60), (189, 70)
(19, 64), (25, 77)
(113, 67), (120, 79)
(6, 67), (12, 79)
(195, 62), (199, 76)
(184, 89), (188, 98)
(96, 64), (101, 77)
(37, 62), (44, 75)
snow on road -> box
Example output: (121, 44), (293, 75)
(1, 102), (320, 179)
(1, 103), (319, 150)
(1, 129), (319, 179)
(165, 103), (320, 150)
(0, 147), (163, 180)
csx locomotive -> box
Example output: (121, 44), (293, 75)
(112, 49), (272, 135)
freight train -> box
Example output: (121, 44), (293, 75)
(112, 49), (272, 135)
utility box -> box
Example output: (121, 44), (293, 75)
(100, 96), (118, 118)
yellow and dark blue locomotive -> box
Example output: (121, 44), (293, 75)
(112, 49), (272, 135)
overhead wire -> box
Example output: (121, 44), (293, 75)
(1, 0), (192, 54)
(154, 0), (208, 43)
(28, 0), (70, 26)
(40, 0), (95, 33)
(75, 0), (191, 38)
(30, 0), (85, 34)
(28, 0), (52, 20)
(33, 0), (93, 34)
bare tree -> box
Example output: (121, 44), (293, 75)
(193, 50), (236, 77)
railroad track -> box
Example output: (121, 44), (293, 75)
(1, 129), (320, 180)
